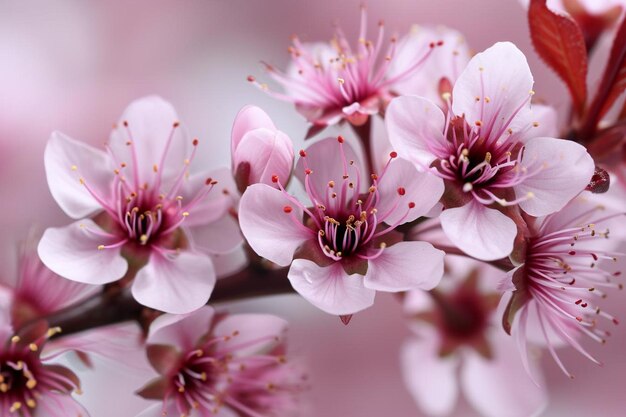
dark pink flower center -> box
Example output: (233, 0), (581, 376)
(277, 138), (415, 262)
(251, 7), (439, 123)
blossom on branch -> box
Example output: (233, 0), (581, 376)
(401, 258), (547, 417)
(239, 136), (445, 316)
(38, 96), (241, 314)
(387, 42), (595, 260)
(136, 306), (305, 417)
(231, 105), (294, 193)
(249, 6), (442, 131)
(501, 194), (623, 378)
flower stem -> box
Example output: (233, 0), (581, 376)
(33, 264), (294, 338)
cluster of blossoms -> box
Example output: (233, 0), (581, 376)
(3, 2), (626, 416)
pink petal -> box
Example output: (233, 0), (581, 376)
(234, 127), (294, 187)
(390, 26), (471, 101)
(461, 333), (547, 417)
(401, 338), (459, 416)
(516, 137), (594, 216)
(288, 259), (375, 315)
(214, 314), (288, 357)
(440, 202), (517, 261)
(132, 251), (216, 314)
(188, 214), (242, 255)
(108, 96), (189, 187)
(211, 245), (248, 278)
(295, 137), (361, 196)
(452, 42), (533, 142)
(518, 104), (559, 142)
(45, 322), (147, 370)
(364, 242), (444, 292)
(231, 105), (276, 159)
(148, 306), (215, 351)
(386, 95), (446, 168)
(45, 131), (113, 219)
(36, 392), (90, 417)
(135, 404), (171, 417)
(16, 254), (101, 315)
(238, 184), (312, 266)
(180, 167), (235, 227)
(37, 220), (128, 284)
(376, 158), (444, 224)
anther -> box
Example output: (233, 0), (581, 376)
(397, 187), (406, 196)
(299, 150), (307, 157)
(283, 205), (293, 214)
(271, 175), (279, 183)
(390, 151), (398, 158)
(337, 135), (345, 143)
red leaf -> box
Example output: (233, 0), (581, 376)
(582, 16), (626, 136)
(339, 314), (353, 325)
(585, 166), (610, 193)
(529, 0), (588, 116)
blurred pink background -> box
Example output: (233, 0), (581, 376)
(1, 0), (624, 416)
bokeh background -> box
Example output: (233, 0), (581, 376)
(1, 0), (624, 416)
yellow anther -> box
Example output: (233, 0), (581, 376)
(29, 343), (38, 352)
(26, 379), (37, 389)
(71, 165), (78, 171)
(11, 335), (20, 343)
(9, 402), (21, 412)
(97, 245), (105, 250)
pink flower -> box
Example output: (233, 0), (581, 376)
(231, 105), (294, 192)
(387, 25), (471, 103)
(249, 7), (440, 129)
(0, 314), (87, 417)
(501, 194), (623, 378)
(1, 237), (100, 329)
(38, 96), (241, 314)
(136, 306), (304, 417)
(239, 136), (445, 315)
(386, 42), (595, 261)
(401, 258), (547, 417)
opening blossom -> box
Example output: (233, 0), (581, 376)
(387, 41), (595, 261)
(249, 7), (440, 130)
(0, 313), (86, 417)
(239, 136), (445, 316)
(501, 194), (623, 378)
(231, 105), (294, 193)
(38, 96), (241, 314)
(136, 306), (304, 417)
(401, 258), (546, 417)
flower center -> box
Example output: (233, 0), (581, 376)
(276, 138), (415, 263)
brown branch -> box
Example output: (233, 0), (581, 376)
(40, 265), (293, 338)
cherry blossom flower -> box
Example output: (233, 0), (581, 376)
(0, 311), (87, 417)
(239, 136), (445, 315)
(0, 237), (100, 329)
(401, 258), (547, 417)
(249, 6), (440, 130)
(388, 25), (471, 103)
(231, 105), (294, 193)
(500, 194), (623, 378)
(37, 96), (241, 314)
(136, 306), (304, 417)
(387, 42), (595, 261)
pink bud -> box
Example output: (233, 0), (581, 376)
(231, 105), (294, 191)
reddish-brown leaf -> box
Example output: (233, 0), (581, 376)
(583, 16), (626, 135)
(529, 0), (588, 116)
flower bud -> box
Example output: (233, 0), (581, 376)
(231, 105), (294, 193)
